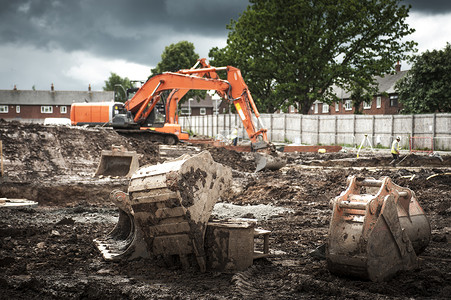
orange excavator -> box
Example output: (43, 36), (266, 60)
(72, 59), (284, 173)
(71, 59), (269, 150)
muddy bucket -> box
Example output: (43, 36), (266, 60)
(95, 146), (139, 177)
(93, 151), (232, 272)
(254, 152), (286, 172)
(326, 176), (431, 282)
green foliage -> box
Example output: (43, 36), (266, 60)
(396, 43), (451, 113)
(152, 41), (206, 104)
(151, 41), (199, 74)
(374, 144), (388, 149)
(209, 0), (416, 114)
(350, 84), (373, 114)
(103, 73), (132, 102)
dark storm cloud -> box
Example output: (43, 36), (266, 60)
(0, 0), (448, 68)
(404, 0), (451, 14)
(0, 0), (249, 65)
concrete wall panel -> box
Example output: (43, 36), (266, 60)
(180, 113), (451, 150)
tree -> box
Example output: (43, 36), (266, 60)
(349, 80), (375, 114)
(151, 41), (199, 74)
(396, 43), (451, 113)
(152, 41), (205, 104)
(103, 73), (132, 102)
(209, 0), (417, 114)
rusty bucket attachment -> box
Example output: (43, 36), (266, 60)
(94, 151), (232, 272)
(95, 145), (139, 177)
(326, 176), (431, 282)
(254, 152), (286, 172)
(205, 219), (271, 272)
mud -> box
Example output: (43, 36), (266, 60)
(0, 120), (450, 299)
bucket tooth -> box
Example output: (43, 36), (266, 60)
(326, 176), (431, 282)
(95, 145), (139, 177)
(93, 190), (139, 260)
(94, 151), (232, 271)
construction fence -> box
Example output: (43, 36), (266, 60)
(180, 113), (451, 151)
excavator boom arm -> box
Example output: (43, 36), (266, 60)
(125, 63), (267, 144)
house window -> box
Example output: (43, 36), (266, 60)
(322, 103), (329, 113)
(181, 107), (191, 115)
(41, 106), (53, 114)
(376, 96), (381, 108)
(344, 100), (352, 111)
(390, 95), (398, 107)
(60, 106), (67, 114)
(16, 106), (20, 113)
(0, 105), (8, 113)
(335, 102), (339, 112)
(200, 107), (206, 115)
(314, 103), (318, 114)
(363, 100), (372, 109)
(289, 105), (295, 113)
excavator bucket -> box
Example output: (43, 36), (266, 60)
(326, 176), (431, 282)
(95, 145), (139, 177)
(254, 152), (286, 172)
(94, 151), (232, 272)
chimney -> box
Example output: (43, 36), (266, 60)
(88, 84), (91, 92)
(395, 61), (401, 72)
(51, 83), (54, 91)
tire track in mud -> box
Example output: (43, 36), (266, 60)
(231, 265), (262, 298)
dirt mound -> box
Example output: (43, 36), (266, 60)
(199, 144), (256, 172)
(0, 119), (450, 299)
(0, 120), (161, 206)
(0, 120), (160, 181)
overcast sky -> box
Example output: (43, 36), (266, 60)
(0, 0), (450, 91)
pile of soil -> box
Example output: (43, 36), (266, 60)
(0, 120), (160, 181)
(0, 120), (450, 299)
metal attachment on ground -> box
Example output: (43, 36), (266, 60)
(326, 175), (431, 282)
(94, 151), (233, 272)
(206, 219), (271, 271)
(95, 145), (139, 177)
(429, 152), (443, 162)
(254, 152), (286, 172)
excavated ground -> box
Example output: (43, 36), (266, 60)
(0, 120), (450, 299)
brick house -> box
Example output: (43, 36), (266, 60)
(308, 65), (408, 115)
(179, 93), (229, 116)
(0, 85), (113, 123)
